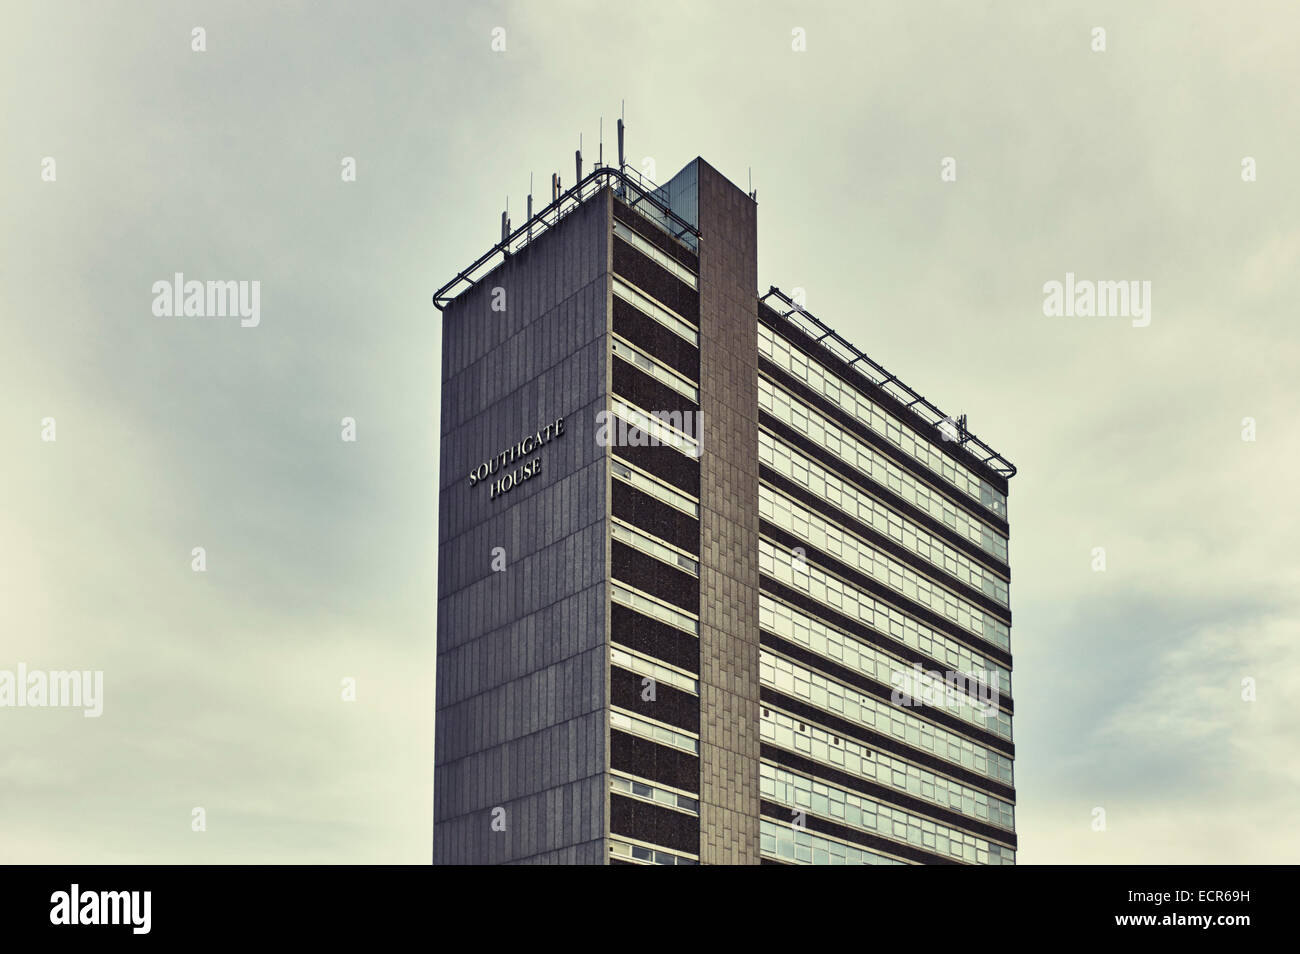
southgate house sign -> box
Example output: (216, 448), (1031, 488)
(468, 416), (566, 500)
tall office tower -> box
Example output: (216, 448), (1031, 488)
(433, 146), (1016, 865)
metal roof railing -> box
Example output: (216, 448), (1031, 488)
(432, 165), (700, 311)
(759, 286), (1017, 480)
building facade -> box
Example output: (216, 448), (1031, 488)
(433, 153), (1017, 865)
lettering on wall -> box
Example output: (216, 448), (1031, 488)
(468, 417), (566, 500)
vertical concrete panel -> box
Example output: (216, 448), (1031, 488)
(695, 161), (762, 864)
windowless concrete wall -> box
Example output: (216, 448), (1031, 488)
(695, 160), (762, 864)
(433, 192), (611, 864)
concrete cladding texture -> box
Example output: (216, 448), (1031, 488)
(695, 161), (762, 864)
(434, 192), (611, 864)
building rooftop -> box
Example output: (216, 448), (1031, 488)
(432, 150), (1016, 484)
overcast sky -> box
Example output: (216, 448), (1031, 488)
(2, 0), (1297, 864)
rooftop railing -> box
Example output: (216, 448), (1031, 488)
(432, 165), (700, 310)
(759, 287), (1017, 480)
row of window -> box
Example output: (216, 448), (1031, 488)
(610, 706), (699, 754)
(611, 645), (698, 695)
(613, 277), (698, 345)
(760, 593), (1011, 739)
(761, 650), (1014, 783)
(760, 378), (1008, 549)
(611, 581), (699, 635)
(761, 707), (1015, 830)
(609, 838), (699, 865)
(761, 484), (1010, 651)
(760, 430), (1008, 591)
(611, 457), (699, 516)
(759, 323), (1008, 519)
(761, 763), (1014, 865)
(759, 538), (1011, 695)
(613, 221), (699, 289)
(610, 771), (700, 815)
(612, 517), (699, 575)
(612, 335), (699, 402)
(760, 819), (907, 866)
